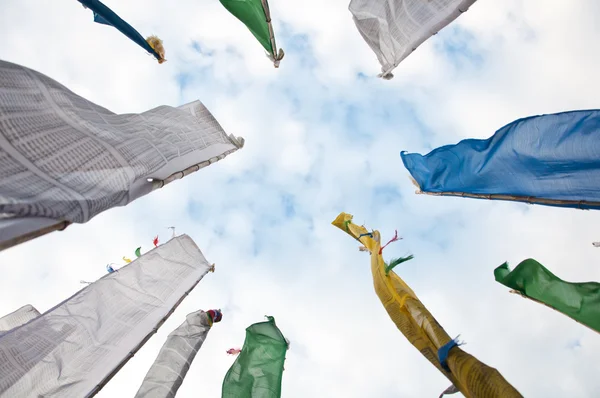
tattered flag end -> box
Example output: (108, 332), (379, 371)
(146, 35), (166, 63)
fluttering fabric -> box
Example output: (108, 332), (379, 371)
(0, 60), (244, 250)
(222, 316), (288, 398)
(495, 259), (600, 333)
(135, 309), (222, 398)
(333, 212), (522, 398)
(78, 0), (166, 63)
(219, 0), (284, 66)
(401, 110), (600, 209)
(349, 0), (476, 79)
(0, 305), (40, 334)
(0, 235), (213, 397)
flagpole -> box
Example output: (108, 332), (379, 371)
(0, 220), (71, 252)
(508, 290), (598, 334)
(0, 136), (244, 253)
(260, 0), (283, 67)
(150, 138), (243, 190)
(414, 189), (600, 209)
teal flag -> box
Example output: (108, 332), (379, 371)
(222, 316), (288, 398)
(495, 259), (600, 333)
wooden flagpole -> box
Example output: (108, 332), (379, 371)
(414, 189), (599, 209)
(0, 220), (71, 252)
(260, 0), (284, 67)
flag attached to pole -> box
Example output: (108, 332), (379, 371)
(222, 316), (288, 398)
(219, 0), (284, 67)
(349, 0), (476, 79)
(401, 110), (600, 210)
(0, 235), (213, 397)
(135, 309), (222, 398)
(78, 0), (166, 63)
(0, 60), (244, 252)
(495, 259), (600, 334)
(332, 212), (522, 398)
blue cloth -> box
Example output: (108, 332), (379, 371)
(78, 0), (161, 61)
(93, 12), (112, 26)
(401, 110), (600, 209)
(437, 338), (458, 372)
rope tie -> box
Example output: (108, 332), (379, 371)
(437, 335), (465, 372)
(356, 232), (373, 241)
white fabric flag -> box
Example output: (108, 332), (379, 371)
(0, 60), (244, 250)
(0, 305), (40, 333)
(135, 310), (214, 398)
(0, 234), (211, 398)
(349, 0), (477, 79)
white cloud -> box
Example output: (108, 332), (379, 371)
(1, 0), (600, 397)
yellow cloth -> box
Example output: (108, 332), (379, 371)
(332, 212), (521, 398)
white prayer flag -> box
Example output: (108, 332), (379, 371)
(0, 235), (211, 397)
(0, 60), (244, 250)
(349, 0), (476, 79)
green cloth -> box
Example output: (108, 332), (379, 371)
(495, 259), (600, 333)
(222, 316), (288, 398)
(219, 0), (273, 54)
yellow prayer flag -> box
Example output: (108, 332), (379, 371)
(332, 212), (521, 398)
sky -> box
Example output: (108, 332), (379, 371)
(1, 0), (600, 397)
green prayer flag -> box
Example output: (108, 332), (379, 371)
(219, 0), (283, 65)
(222, 316), (288, 398)
(495, 259), (600, 333)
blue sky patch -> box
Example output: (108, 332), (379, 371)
(435, 25), (485, 70)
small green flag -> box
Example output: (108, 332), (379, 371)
(495, 259), (600, 333)
(222, 316), (288, 398)
(219, 0), (284, 66)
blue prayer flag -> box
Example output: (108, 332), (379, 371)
(401, 110), (600, 209)
(93, 12), (112, 26)
(78, 0), (165, 63)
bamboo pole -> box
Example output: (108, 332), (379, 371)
(508, 290), (598, 334)
(0, 136), (244, 253)
(0, 220), (71, 252)
(260, 0), (283, 67)
(414, 189), (599, 209)
(150, 146), (241, 190)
